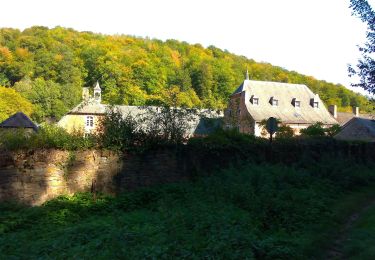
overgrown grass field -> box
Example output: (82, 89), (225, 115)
(342, 202), (375, 259)
(1, 159), (374, 259)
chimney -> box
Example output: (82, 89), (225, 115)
(82, 87), (90, 101)
(352, 106), (359, 117)
(328, 105), (337, 118)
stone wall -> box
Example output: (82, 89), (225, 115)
(2, 141), (373, 206)
(0, 149), (121, 205)
(0, 149), (189, 205)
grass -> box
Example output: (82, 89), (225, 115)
(0, 161), (374, 259)
(342, 202), (375, 259)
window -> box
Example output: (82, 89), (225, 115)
(86, 116), (94, 127)
(295, 101), (301, 107)
(310, 95), (320, 108)
(250, 95), (259, 105)
(292, 98), (301, 108)
(270, 97), (278, 106)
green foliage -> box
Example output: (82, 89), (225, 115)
(342, 203), (375, 258)
(0, 26), (374, 123)
(349, 0), (375, 94)
(300, 122), (326, 137)
(0, 159), (374, 258)
(98, 109), (140, 151)
(325, 124), (341, 137)
(100, 103), (199, 151)
(276, 124), (294, 139)
(0, 85), (33, 122)
(300, 122), (341, 137)
(0, 124), (96, 150)
(14, 77), (80, 121)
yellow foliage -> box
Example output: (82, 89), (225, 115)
(170, 50), (181, 67)
(0, 46), (13, 61)
(15, 48), (31, 59)
(0, 86), (34, 122)
(123, 85), (147, 105)
(54, 54), (64, 62)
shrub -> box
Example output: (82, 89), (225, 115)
(300, 122), (342, 137)
(98, 109), (140, 151)
(325, 124), (341, 137)
(0, 124), (96, 150)
(300, 122), (326, 137)
(276, 124), (294, 139)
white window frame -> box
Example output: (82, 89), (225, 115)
(85, 116), (94, 133)
(250, 96), (259, 105)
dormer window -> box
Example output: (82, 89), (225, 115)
(310, 98), (319, 108)
(250, 95), (259, 105)
(310, 94), (320, 108)
(270, 97), (279, 106)
(292, 98), (301, 108)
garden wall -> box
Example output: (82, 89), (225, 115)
(0, 139), (374, 205)
(0, 149), (188, 205)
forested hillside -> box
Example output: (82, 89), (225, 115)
(0, 26), (373, 122)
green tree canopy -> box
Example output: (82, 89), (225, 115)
(0, 26), (374, 123)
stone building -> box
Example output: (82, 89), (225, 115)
(327, 105), (374, 125)
(58, 82), (105, 135)
(224, 71), (338, 136)
(335, 117), (375, 142)
(58, 82), (223, 136)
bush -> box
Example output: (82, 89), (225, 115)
(300, 122), (326, 137)
(98, 109), (140, 151)
(99, 106), (201, 151)
(276, 124), (294, 139)
(0, 124), (96, 150)
(300, 122), (341, 137)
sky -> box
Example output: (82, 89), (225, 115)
(0, 0), (374, 95)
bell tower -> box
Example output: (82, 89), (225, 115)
(93, 81), (101, 103)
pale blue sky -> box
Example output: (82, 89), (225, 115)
(0, 0), (374, 94)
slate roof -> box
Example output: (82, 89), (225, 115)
(232, 80), (248, 95)
(233, 80), (338, 125)
(69, 100), (107, 115)
(0, 112), (38, 131)
(336, 112), (374, 125)
(335, 117), (375, 142)
(63, 100), (223, 136)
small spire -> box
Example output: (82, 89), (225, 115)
(93, 81), (102, 103)
(245, 69), (249, 80)
(94, 81), (101, 90)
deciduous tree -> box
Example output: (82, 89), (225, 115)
(0, 86), (33, 122)
(349, 0), (375, 94)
